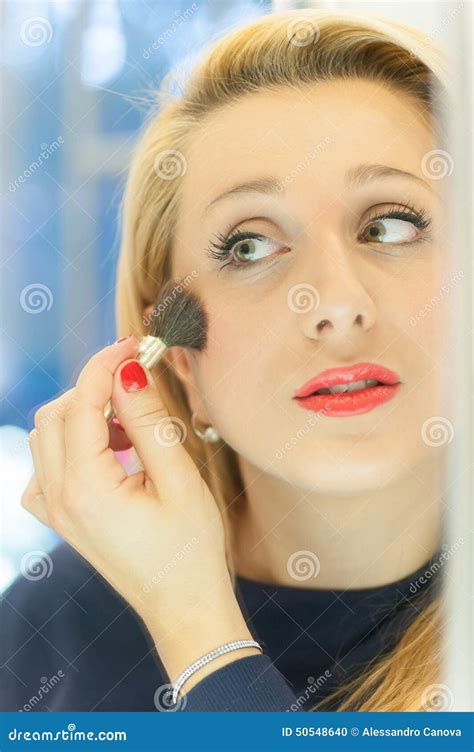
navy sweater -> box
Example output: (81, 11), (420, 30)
(0, 541), (441, 712)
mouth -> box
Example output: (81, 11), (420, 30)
(306, 377), (384, 396)
(293, 362), (401, 417)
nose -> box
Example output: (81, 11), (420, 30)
(291, 261), (377, 345)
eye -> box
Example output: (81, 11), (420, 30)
(206, 230), (289, 271)
(359, 205), (432, 245)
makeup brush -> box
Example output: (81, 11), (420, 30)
(104, 280), (207, 423)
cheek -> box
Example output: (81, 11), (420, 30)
(395, 259), (449, 435)
(403, 256), (445, 354)
(206, 294), (269, 362)
(198, 300), (272, 416)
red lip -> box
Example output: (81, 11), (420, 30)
(293, 361), (401, 417)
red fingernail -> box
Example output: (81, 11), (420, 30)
(120, 361), (148, 392)
(115, 334), (132, 343)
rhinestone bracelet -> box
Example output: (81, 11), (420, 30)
(171, 639), (263, 705)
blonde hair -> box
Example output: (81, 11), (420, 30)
(115, 9), (449, 711)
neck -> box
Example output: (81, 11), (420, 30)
(230, 457), (442, 589)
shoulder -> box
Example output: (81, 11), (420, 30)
(1, 542), (166, 711)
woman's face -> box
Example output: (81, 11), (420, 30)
(164, 79), (448, 495)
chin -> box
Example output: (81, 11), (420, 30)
(275, 450), (416, 497)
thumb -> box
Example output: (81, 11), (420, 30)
(111, 358), (198, 498)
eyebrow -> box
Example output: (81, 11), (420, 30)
(203, 163), (435, 215)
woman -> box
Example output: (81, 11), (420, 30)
(2, 8), (452, 712)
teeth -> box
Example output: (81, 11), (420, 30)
(315, 378), (380, 395)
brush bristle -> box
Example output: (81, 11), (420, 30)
(147, 280), (207, 350)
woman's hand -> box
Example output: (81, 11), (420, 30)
(21, 336), (256, 687)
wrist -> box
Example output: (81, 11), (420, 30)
(146, 581), (257, 685)
(176, 644), (263, 696)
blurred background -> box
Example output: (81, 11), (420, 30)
(1, 2), (472, 708)
(1, 0), (280, 592)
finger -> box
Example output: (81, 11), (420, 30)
(64, 337), (140, 494)
(27, 428), (46, 494)
(21, 474), (51, 528)
(33, 388), (75, 506)
(36, 388), (131, 482)
(111, 358), (199, 496)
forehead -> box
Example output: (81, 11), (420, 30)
(179, 79), (432, 207)
(172, 79), (434, 272)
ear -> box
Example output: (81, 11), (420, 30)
(142, 302), (210, 424)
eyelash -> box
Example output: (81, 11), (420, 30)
(206, 203), (432, 271)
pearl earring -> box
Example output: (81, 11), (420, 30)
(190, 411), (221, 443)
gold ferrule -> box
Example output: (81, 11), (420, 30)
(137, 335), (167, 369)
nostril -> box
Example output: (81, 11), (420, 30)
(316, 319), (331, 333)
